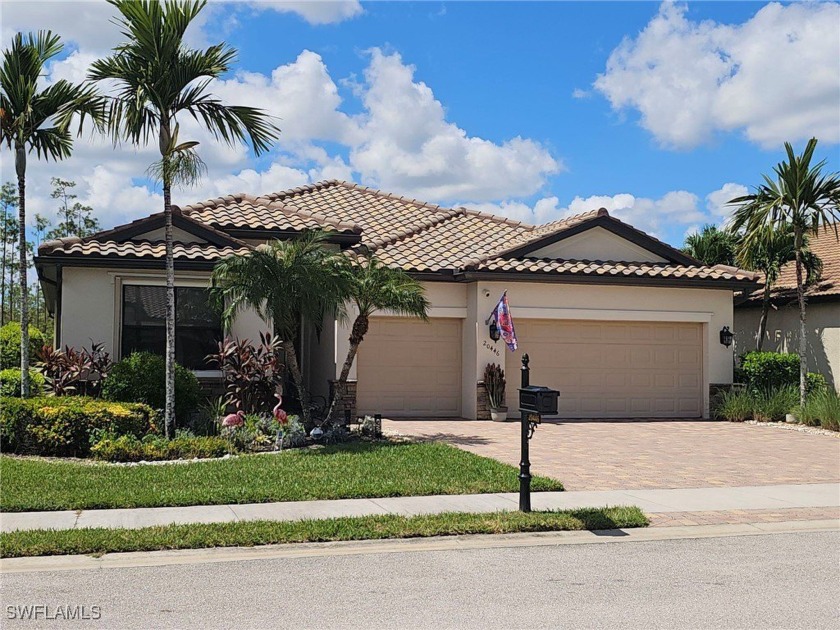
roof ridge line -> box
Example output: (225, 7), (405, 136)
(460, 207), (529, 228)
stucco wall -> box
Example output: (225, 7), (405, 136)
(59, 267), (269, 371)
(734, 301), (839, 389)
(528, 227), (668, 263)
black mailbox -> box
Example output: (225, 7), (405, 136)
(518, 385), (559, 415)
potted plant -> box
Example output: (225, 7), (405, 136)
(484, 363), (508, 422)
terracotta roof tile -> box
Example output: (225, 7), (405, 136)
(39, 239), (250, 261)
(181, 192), (361, 234)
(473, 258), (759, 283)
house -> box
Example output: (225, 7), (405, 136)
(734, 225), (840, 390)
(35, 180), (759, 420)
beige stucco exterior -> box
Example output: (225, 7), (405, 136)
(59, 267), (736, 419)
(528, 227), (668, 263)
(734, 301), (839, 389)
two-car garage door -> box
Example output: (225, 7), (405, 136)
(356, 317), (703, 419)
(505, 320), (703, 418)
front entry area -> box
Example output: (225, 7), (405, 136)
(505, 319), (703, 418)
(356, 317), (463, 417)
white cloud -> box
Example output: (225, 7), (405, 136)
(2, 0), (361, 51)
(251, 1), (363, 25)
(349, 49), (560, 202)
(705, 182), (748, 221)
(594, 2), (840, 148)
(472, 189), (709, 238)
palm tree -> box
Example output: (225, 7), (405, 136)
(211, 232), (351, 429)
(735, 224), (821, 351)
(325, 255), (430, 422)
(1, 31), (103, 397)
(682, 224), (740, 266)
(90, 0), (279, 435)
(730, 138), (840, 405)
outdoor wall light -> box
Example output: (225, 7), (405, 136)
(489, 321), (501, 341)
(719, 326), (734, 348)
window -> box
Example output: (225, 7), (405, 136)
(121, 285), (222, 370)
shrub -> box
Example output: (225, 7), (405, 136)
(0, 396), (158, 457)
(0, 323), (46, 370)
(102, 352), (200, 422)
(713, 388), (755, 422)
(738, 351), (799, 390)
(738, 351), (826, 395)
(714, 384), (805, 424)
(0, 368), (45, 397)
(751, 386), (798, 422)
(799, 388), (840, 432)
(37, 343), (112, 397)
(90, 432), (231, 462)
(206, 333), (284, 414)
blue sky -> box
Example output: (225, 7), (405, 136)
(3, 1), (839, 247)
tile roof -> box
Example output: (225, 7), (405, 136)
(180, 193), (361, 234)
(260, 180), (465, 243)
(38, 238), (250, 261)
(35, 179), (759, 287)
(743, 224), (840, 302)
(472, 258), (759, 282)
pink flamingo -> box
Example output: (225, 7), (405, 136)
(222, 410), (245, 428)
(273, 394), (288, 425)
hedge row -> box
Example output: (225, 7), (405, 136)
(0, 397), (159, 458)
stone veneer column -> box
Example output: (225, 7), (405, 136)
(476, 382), (491, 421)
(329, 380), (357, 421)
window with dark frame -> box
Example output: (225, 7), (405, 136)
(121, 285), (223, 370)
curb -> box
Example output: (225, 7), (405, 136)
(2, 518), (837, 574)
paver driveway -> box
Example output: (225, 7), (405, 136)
(382, 419), (840, 490)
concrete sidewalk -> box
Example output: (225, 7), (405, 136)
(2, 483), (838, 533)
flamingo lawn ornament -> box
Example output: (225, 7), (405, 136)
(222, 410), (245, 428)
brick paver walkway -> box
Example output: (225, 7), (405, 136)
(648, 506), (840, 527)
(382, 419), (840, 491)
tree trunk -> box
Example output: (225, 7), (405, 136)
(281, 339), (311, 429)
(794, 226), (807, 407)
(324, 313), (369, 423)
(1, 204), (7, 327)
(15, 142), (29, 398)
(163, 173), (176, 438)
(756, 283), (771, 351)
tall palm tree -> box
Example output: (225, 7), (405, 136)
(735, 224), (821, 351)
(325, 255), (430, 422)
(0, 31), (103, 397)
(682, 224), (740, 266)
(90, 0), (279, 435)
(730, 138), (840, 405)
(211, 232), (351, 428)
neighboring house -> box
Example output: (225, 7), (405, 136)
(734, 225), (840, 390)
(36, 180), (758, 420)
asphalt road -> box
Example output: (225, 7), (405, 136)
(2, 531), (838, 629)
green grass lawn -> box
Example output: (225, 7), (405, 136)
(1, 441), (563, 512)
(0, 507), (647, 558)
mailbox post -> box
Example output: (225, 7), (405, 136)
(517, 354), (559, 512)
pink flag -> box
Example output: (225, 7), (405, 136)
(491, 291), (518, 352)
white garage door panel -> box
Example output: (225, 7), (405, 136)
(357, 318), (462, 417)
(506, 320), (703, 418)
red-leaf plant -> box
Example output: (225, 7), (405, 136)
(37, 342), (113, 397)
(206, 332), (285, 414)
